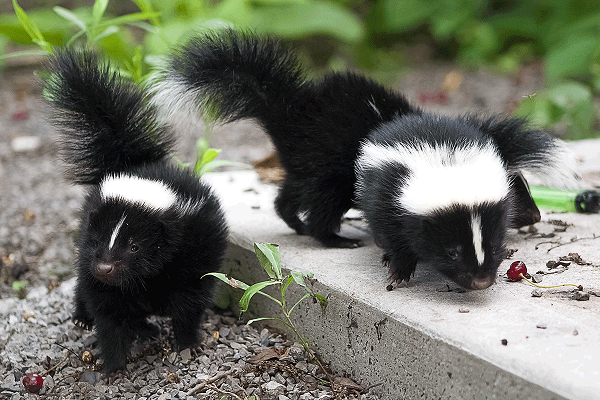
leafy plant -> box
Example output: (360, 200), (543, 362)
(3, 0), (160, 81)
(12, 279), (28, 299)
(3, 0), (598, 138)
(204, 242), (327, 351)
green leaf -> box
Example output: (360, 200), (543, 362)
(290, 270), (312, 288)
(254, 242), (282, 280)
(376, 0), (436, 33)
(246, 316), (277, 325)
(197, 159), (252, 175)
(546, 35), (598, 82)
(202, 272), (250, 290)
(239, 280), (280, 312)
(53, 6), (87, 31)
(92, 0), (109, 25)
(194, 148), (221, 175)
(98, 12), (161, 29)
(12, 280), (28, 291)
(314, 293), (328, 315)
(131, 45), (144, 83)
(131, 0), (160, 26)
(93, 25), (119, 42)
(214, 0), (364, 43)
(0, 49), (48, 61)
(282, 275), (294, 297)
(13, 0), (51, 52)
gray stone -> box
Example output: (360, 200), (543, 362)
(79, 370), (101, 384)
(575, 291), (590, 301)
(180, 348), (192, 363)
(262, 380), (286, 397)
(531, 289), (543, 297)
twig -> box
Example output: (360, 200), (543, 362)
(535, 234), (600, 252)
(42, 345), (74, 377)
(205, 383), (245, 400)
(186, 369), (235, 396)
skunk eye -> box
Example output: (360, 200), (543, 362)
(447, 246), (462, 260)
(130, 243), (139, 253)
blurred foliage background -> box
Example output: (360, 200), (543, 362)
(1, 0), (599, 139)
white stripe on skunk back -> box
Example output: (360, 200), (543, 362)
(356, 140), (510, 215)
(101, 174), (177, 211)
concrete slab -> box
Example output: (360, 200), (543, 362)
(203, 170), (600, 400)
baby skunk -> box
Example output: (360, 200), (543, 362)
(150, 29), (578, 290)
(45, 49), (228, 373)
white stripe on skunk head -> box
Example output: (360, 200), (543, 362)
(471, 213), (484, 265)
(101, 175), (177, 211)
(357, 141), (510, 215)
(108, 214), (126, 250)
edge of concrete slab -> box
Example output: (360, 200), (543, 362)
(204, 170), (600, 400)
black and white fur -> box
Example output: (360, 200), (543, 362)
(150, 29), (578, 290)
(45, 49), (228, 373)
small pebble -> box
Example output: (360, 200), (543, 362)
(458, 307), (470, 313)
(536, 323), (547, 329)
(531, 274), (543, 283)
(575, 291), (590, 301)
(531, 289), (543, 297)
(11, 136), (41, 153)
(501, 339), (508, 346)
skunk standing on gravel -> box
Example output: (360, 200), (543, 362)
(150, 29), (579, 290)
(45, 49), (228, 372)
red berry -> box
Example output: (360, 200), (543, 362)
(507, 261), (527, 281)
(23, 373), (44, 394)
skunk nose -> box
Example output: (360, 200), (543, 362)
(470, 276), (494, 290)
(97, 263), (114, 275)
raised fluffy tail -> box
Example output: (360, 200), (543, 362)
(149, 29), (307, 128)
(474, 116), (581, 189)
(46, 49), (174, 185)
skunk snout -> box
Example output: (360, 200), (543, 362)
(469, 276), (495, 290)
(93, 262), (123, 285)
(96, 263), (114, 275)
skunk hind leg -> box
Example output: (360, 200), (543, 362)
(303, 191), (362, 249)
(275, 178), (309, 235)
(276, 175), (362, 248)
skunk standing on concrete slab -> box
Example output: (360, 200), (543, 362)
(150, 29), (579, 290)
(45, 49), (228, 373)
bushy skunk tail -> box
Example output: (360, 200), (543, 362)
(149, 28), (307, 128)
(474, 116), (581, 189)
(46, 49), (175, 185)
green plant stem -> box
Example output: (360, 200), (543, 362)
(518, 273), (582, 290)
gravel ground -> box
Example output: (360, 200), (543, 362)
(0, 57), (554, 399)
(1, 278), (377, 400)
